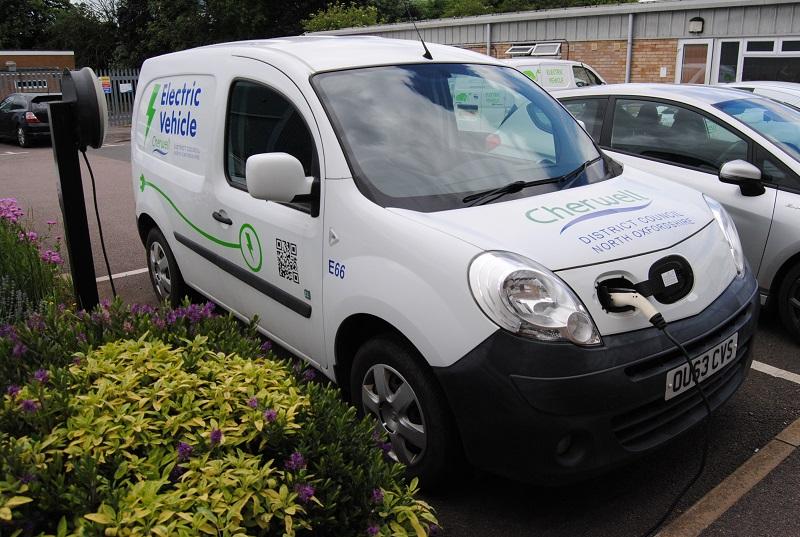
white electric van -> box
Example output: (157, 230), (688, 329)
(133, 36), (758, 485)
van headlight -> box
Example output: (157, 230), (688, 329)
(468, 251), (601, 346)
(704, 195), (745, 277)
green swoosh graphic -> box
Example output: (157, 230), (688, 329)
(139, 174), (239, 249)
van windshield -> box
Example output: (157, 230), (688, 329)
(313, 64), (610, 212)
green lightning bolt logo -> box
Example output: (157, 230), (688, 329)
(245, 231), (254, 258)
(144, 84), (160, 139)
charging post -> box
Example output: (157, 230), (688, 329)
(49, 68), (108, 311)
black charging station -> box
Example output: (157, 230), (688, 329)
(49, 67), (108, 311)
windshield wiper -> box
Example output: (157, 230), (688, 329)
(462, 158), (600, 207)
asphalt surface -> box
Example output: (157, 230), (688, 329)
(1, 138), (799, 537)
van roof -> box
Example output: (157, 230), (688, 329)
(197, 36), (503, 73)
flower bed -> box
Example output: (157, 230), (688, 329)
(0, 301), (438, 536)
(0, 198), (70, 324)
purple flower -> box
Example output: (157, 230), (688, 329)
(260, 340), (272, 352)
(46, 219), (57, 226)
(76, 332), (87, 344)
(295, 483), (315, 503)
(302, 368), (316, 382)
(210, 428), (222, 445)
(12, 342), (27, 358)
(40, 249), (63, 265)
(123, 321), (134, 333)
(26, 313), (44, 331)
(153, 317), (166, 329)
(33, 369), (50, 384)
(263, 409), (278, 423)
(72, 356), (82, 366)
(0, 324), (15, 339)
(6, 385), (21, 398)
(378, 441), (392, 454)
(247, 397), (258, 409)
(169, 464), (186, 483)
(177, 441), (193, 461)
(130, 304), (155, 316)
(18, 473), (36, 484)
(18, 231), (38, 242)
(371, 488), (384, 504)
(367, 525), (380, 537)
(20, 399), (39, 413)
(285, 451), (306, 471)
(0, 198), (25, 223)
(100, 299), (110, 309)
(201, 302), (215, 318)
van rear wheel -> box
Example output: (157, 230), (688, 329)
(146, 228), (187, 307)
(350, 334), (462, 489)
(777, 262), (800, 343)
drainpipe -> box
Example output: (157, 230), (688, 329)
(486, 23), (492, 57)
(625, 13), (634, 83)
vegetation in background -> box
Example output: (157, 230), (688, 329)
(0, 0), (636, 68)
(0, 299), (438, 536)
(0, 199), (70, 325)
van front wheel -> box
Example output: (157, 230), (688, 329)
(351, 335), (462, 488)
(146, 228), (187, 307)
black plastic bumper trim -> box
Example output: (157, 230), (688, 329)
(173, 232), (311, 318)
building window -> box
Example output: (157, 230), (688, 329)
(746, 40), (775, 52)
(717, 41), (739, 83)
(505, 43), (561, 57)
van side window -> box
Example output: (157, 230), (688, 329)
(226, 80), (318, 189)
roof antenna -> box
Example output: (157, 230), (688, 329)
(406, 1), (433, 60)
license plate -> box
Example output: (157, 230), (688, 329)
(664, 333), (738, 401)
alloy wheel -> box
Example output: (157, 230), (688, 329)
(149, 241), (172, 299)
(361, 363), (427, 466)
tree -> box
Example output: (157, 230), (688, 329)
(0, 0), (70, 49)
(46, 3), (117, 68)
(302, 3), (381, 33)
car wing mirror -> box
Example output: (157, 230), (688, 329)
(245, 153), (312, 203)
(719, 159), (765, 197)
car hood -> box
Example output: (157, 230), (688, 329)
(388, 169), (713, 272)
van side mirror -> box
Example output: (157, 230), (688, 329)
(245, 153), (312, 203)
(719, 160), (765, 197)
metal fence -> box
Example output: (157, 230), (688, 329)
(0, 68), (140, 127)
(0, 70), (63, 99)
(95, 68), (140, 126)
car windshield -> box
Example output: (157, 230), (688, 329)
(715, 97), (800, 162)
(313, 63), (608, 211)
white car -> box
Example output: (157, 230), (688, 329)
(132, 38), (757, 484)
(722, 81), (800, 110)
(504, 57), (605, 91)
(557, 84), (800, 342)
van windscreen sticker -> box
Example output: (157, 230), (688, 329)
(139, 174), (263, 272)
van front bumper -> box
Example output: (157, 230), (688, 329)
(434, 272), (759, 483)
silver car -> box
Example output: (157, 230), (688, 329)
(556, 84), (800, 342)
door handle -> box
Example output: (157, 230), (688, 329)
(212, 210), (232, 225)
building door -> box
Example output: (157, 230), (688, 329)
(676, 39), (713, 84)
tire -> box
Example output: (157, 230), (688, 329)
(777, 262), (800, 343)
(350, 334), (463, 488)
(145, 227), (187, 307)
(17, 127), (29, 148)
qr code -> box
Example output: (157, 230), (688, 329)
(276, 238), (299, 284)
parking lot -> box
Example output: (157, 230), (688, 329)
(1, 137), (798, 537)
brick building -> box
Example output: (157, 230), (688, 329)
(0, 51), (75, 71)
(312, 0), (800, 85)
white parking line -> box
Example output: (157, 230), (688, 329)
(2, 151), (29, 156)
(96, 267), (148, 282)
(752, 360), (800, 385)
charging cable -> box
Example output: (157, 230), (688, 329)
(605, 289), (713, 537)
(81, 149), (116, 298)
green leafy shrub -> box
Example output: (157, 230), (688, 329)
(0, 198), (71, 325)
(302, 3), (381, 32)
(0, 301), (438, 536)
